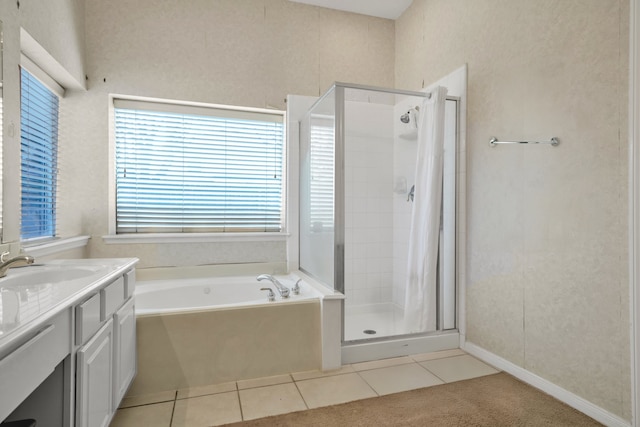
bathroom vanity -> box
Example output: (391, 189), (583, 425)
(0, 258), (138, 427)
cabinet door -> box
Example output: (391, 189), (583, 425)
(76, 319), (114, 427)
(113, 297), (136, 409)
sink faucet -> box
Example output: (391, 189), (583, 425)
(256, 274), (290, 298)
(0, 255), (35, 278)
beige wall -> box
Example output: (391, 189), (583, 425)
(0, 0), (86, 250)
(66, 0), (395, 268)
(396, 0), (630, 420)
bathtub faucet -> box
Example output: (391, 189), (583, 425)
(256, 274), (290, 298)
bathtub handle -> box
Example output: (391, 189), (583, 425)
(292, 279), (302, 295)
(260, 287), (276, 302)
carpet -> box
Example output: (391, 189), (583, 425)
(223, 373), (602, 426)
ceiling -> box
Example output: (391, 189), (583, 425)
(288, 0), (413, 20)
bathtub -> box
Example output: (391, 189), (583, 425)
(128, 271), (342, 396)
(135, 274), (320, 315)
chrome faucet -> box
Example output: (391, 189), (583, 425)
(0, 255), (35, 278)
(256, 274), (290, 298)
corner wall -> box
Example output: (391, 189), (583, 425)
(395, 0), (631, 420)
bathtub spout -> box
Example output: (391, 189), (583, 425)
(256, 274), (290, 298)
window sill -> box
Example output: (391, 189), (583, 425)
(102, 232), (289, 244)
(22, 235), (91, 258)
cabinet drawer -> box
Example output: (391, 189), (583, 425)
(101, 277), (125, 321)
(124, 269), (135, 299)
(0, 308), (71, 421)
(76, 293), (102, 345)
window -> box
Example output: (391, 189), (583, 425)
(113, 99), (285, 234)
(20, 67), (59, 240)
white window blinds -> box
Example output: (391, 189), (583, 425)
(20, 67), (59, 240)
(309, 117), (334, 230)
(114, 99), (285, 233)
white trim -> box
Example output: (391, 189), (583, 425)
(463, 341), (631, 427)
(20, 54), (65, 97)
(22, 235), (90, 258)
(19, 28), (85, 91)
(630, 0), (640, 425)
(102, 232), (289, 244)
(110, 93), (285, 117)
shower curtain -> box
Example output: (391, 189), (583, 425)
(404, 86), (448, 334)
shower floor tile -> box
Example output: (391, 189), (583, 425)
(344, 303), (405, 341)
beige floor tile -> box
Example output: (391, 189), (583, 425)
(411, 349), (467, 362)
(291, 365), (355, 381)
(296, 372), (377, 409)
(420, 354), (500, 383)
(120, 390), (176, 408)
(110, 402), (174, 427)
(358, 363), (444, 395)
(352, 356), (414, 372)
(239, 383), (307, 420)
(171, 391), (242, 427)
(177, 381), (237, 399)
(237, 374), (292, 390)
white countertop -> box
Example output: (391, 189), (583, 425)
(0, 258), (138, 357)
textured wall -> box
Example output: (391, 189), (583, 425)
(71, 0), (395, 267)
(0, 0), (86, 244)
(396, 0), (630, 420)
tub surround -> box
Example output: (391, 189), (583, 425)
(130, 268), (345, 396)
(0, 257), (138, 425)
(131, 301), (322, 396)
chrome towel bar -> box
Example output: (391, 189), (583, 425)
(489, 137), (559, 147)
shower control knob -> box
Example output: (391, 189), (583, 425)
(292, 279), (302, 295)
(260, 287), (276, 302)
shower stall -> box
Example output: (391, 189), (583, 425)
(299, 82), (459, 362)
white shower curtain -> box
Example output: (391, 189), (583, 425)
(403, 86), (448, 334)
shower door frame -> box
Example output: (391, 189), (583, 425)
(332, 82), (435, 298)
(328, 82), (460, 345)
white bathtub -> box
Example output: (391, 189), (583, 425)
(128, 271), (341, 395)
(135, 274), (321, 315)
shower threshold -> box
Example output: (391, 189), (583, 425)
(341, 330), (460, 364)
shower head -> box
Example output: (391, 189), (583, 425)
(400, 106), (419, 124)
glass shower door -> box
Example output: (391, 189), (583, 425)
(299, 88), (336, 288)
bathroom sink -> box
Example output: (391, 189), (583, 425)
(0, 265), (104, 289)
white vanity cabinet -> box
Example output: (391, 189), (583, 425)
(0, 259), (138, 427)
(113, 297), (136, 409)
(0, 308), (71, 423)
(75, 272), (136, 427)
(76, 319), (114, 427)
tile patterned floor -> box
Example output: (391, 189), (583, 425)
(110, 349), (499, 427)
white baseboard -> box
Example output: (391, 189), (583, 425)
(462, 341), (631, 427)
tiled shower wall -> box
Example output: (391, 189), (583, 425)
(344, 102), (394, 306)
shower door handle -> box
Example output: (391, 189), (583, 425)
(407, 185), (415, 202)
